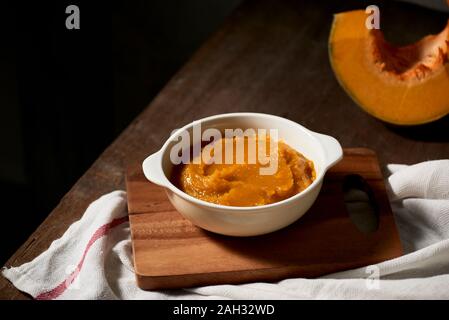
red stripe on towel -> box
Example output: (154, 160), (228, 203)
(35, 216), (129, 300)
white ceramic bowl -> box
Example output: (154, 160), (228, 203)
(142, 113), (343, 236)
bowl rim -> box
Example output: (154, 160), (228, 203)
(149, 112), (339, 212)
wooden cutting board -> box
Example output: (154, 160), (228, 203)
(126, 148), (403, 290)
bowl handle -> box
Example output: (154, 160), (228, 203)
(312, 132), (343, 170)
(142, 150), (166, 187)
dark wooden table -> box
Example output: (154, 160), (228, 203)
(1, 0), (448, 299)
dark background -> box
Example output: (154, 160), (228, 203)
(0, 0), (241, 264)
(0, 0), (448, 265)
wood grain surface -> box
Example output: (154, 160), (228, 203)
(127, 148), (402, 290)
(2, 0), (448, 298)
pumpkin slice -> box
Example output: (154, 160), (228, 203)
(329, 10), (449, 125)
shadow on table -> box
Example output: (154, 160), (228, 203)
(385, 115), (449, 143)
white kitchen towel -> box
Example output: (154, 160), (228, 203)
(3, 160), (449, 299)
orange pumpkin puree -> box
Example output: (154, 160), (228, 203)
(172, 135), (315, 207)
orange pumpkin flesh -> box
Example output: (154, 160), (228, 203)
(329, 10), (449, 125)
